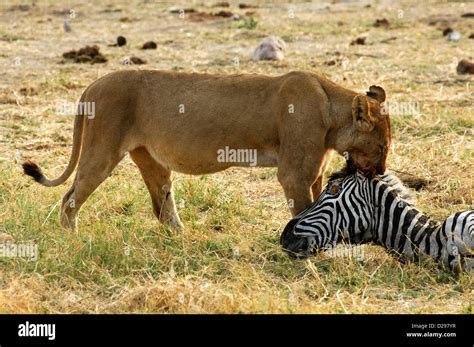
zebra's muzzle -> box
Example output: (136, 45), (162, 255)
(280, 226), (316, 259)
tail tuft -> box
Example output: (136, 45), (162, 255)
(22, 160), (44, 183)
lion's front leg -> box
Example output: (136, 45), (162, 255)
(130, 147), (183, 231)
(277, 149), (327, 216)
(278, 174), (313, 216)
(311, 150), (333, 201)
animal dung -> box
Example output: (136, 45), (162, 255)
(119, 17), (133, 22)
(373, 18), (390, 27)
(117, 35), (127, 46)
(62, 45), (107, 64)
(442, 27), (453, 36)
(447, 31), (461, 41)
(239, 3), (258, 9)
(350, 37), (366, 45)
(130, 57), (146, 65)
(141, 41), (157, 49)
(251, 36), (286, 61)
(456, 59), (474, 75)
(214, 10), (234, 18)
(169, 8), (195, 14)
(188, 10), (236, 22)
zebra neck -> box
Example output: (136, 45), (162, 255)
(371, 183), (444, 260)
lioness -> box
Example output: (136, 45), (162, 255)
(23, 70), (390, 231)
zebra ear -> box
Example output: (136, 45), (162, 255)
(352, 95), (374, 132)
(328, 181), (341, 195)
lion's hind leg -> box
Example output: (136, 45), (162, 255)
(60, 152), (124, 231)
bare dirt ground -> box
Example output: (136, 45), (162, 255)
(0, 0), (473, 313)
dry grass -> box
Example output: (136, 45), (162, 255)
(0, 0), (473, 313)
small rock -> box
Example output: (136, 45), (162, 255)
(251, 36), (286, 61)
(456, 59), (474, 74)
(63, 20), (72, 32)
(461, 12), (474, 18)
(447, 31), (461, 41)
(141, 41), (157, 49)
(469, 33), (474, 39)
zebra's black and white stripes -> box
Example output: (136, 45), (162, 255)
(280, 169), (474, 272)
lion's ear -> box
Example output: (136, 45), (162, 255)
(366, 85), (386, 103)
(352, 95), (374, 132)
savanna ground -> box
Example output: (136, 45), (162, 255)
(0, 0), (473, 313)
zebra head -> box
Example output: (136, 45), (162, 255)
(280, 169), (373, 259)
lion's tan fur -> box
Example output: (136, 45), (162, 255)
(23, 70), (390, 230)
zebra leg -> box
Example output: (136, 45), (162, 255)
(445, 211), (474, 273)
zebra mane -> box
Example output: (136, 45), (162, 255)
(378, 172), (416, 205)
(329, 162), (416, 205)
(328, 159), (358, 181)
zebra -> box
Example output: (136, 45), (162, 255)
(280, 163), (474, 273)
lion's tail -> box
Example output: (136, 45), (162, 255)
(23, 102), (86, 187)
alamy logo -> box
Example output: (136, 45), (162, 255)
(0, 242), (38, 261)
(217, 146), (257, 167)
(324, 243), (365, 260)
(381, 101), (420, 117)
(18, 321), (56, 340)
(56, 100), (95, 119)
